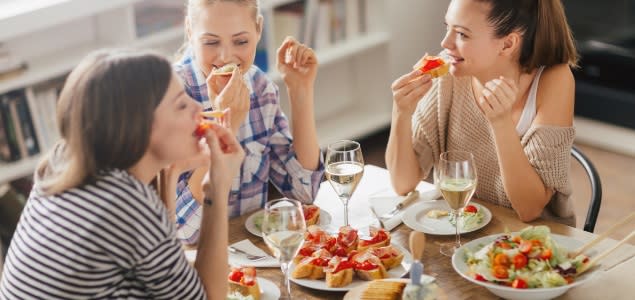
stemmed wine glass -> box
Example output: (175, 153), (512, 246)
(437, 151), (477, 256)
(325, 140), (364, 227)
(262, 198), (306, 299)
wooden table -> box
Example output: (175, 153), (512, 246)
(228, 165), (635, 299)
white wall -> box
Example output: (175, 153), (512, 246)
(387, 0), (449, 81)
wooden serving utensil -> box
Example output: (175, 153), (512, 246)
(409, 231), (427, 261)
(571, 212), (635, 258)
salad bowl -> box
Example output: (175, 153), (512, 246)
(452, 229), (598, 300)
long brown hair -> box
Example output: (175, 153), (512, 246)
(476, 0), (578, 71)
(175, 0), (262, 61)
(37, 49), (172, 194)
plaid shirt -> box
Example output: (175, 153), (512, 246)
(174, 51), (325, 244)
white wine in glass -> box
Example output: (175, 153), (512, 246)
(438, 151), (477, 257)
(325, 140), (364, 227)
(262, 198), (306, 299)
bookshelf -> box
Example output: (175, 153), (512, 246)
(0, 0), (450, 185)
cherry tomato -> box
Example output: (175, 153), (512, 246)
(512, 278), (528, 289)
(519, 241), (533, 254)
(540, 248), (552, 260)
(474, 274), (486, 282)
(513, 253), (528, 269)
(493, 253), (510, 267)
(492, 265), (509, 279)
(194, 122), (212, 138)
(464, 205), (478, 213)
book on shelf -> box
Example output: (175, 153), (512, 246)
(12, 91), (40, 157)
(300, 0), (366, 50)
(0, 95), (20, 162)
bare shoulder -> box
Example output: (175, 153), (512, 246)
(534, 64), (575, 127)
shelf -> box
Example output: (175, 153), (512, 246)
(267, 30), (390, 82)
(0, 0), (140, 41)
(0, 154), (42, 184)
(0, 26), (184, 94)
(317, 106), (392, 148)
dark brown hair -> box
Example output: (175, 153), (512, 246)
(38, 49), (172, 194)
(476, 0), (578, 71)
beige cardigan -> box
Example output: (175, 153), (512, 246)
(411, 75), (576, 226)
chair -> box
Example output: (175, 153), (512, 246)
(571, 145), (602, 233)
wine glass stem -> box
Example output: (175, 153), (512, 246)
(343, 198), (350, 226)
(280, 261), (291, 298)
(454, 209), (461, 248)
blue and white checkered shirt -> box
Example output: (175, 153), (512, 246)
(173, 50), (325, 244)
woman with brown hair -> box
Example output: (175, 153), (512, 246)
(387, 0), (578, 225)
(0, 49), (245, 299)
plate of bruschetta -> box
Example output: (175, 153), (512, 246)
(245, 204), (331, 237)
(288, 225), (413, 292)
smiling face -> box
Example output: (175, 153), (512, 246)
(441, 0), (508, 79)
(187, 1), (262, 76)
(147, 73), (203, 165)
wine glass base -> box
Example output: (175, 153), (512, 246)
(439, 242), (459, 257)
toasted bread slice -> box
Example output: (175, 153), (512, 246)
(291, 261), (326, 279)
(228, 280), (260, 300)
(355, 266), (388, 281)
(325, 268), (353, 288)
(413, 54), (449, 78)
(212, 63), (238, 76)
(303, 204), (320, 226)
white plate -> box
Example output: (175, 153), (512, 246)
(288, 243), (413, 292)
(452, 233), (597, 300)
(402, 202), (491, 235)
(257, 277), (281, 300)
(245, 208), (332, 237)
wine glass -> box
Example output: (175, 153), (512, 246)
(325, 140), (364, 227)
(262, 198), (306, 299)
(437, 151), (477, 256)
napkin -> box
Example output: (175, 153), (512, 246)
(184, 239), (280, 268)
(368, 183), (441, 231)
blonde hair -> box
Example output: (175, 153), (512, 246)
(175, 0), (261, 61)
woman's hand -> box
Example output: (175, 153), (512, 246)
(276, 36), (318, 92)
(477, 76), (518, 126)
(207, 67), (250, 135)
(391, 69), (432, 115)
(200, 123), (245, 199)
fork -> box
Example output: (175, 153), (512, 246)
(228, 246), (267, 261)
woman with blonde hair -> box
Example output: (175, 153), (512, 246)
(0, 49), (245, 299)
(387, 0), (578, 225)
(174, 0), (324, 244)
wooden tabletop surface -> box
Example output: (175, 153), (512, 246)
(225, 166), (635, 299)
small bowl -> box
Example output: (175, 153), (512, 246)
(452, 233), (597, 300)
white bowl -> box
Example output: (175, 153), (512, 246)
(451, 233), (597, 300)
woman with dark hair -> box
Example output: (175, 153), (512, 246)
(387, 0), (578, 225)
(0, 49), (245, 299)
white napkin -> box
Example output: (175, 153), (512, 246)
(184, 239), (280, 268)
(368, 183), (441, 231)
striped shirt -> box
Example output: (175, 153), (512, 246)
(0, 169), (206, 299)
(174, 49), (325, 244)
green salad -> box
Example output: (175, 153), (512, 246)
(449, 204), (485, 231)
(464, 225), (590, 289)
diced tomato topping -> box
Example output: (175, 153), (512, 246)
(354, 260), (379, 271)
(492, 265), (509, 279)
(531, 239), (542, 247)
(474, 274), (486, 282)
(311, 257), (329, 267)
(497, 241), (512, 249)
(195, 122), (212, 138)
(513, 253), (528, 269)
(298, 247), (315, 257)
(228, 270), (243, 283)
(303, 205), (319, 220)
(464, 205), (478, 213)
(420, 58), (443, 72)
(360, 229), (388, 246)
(332, 246), (348, 257)
(519, 241), (533, 254)
(512, 278), (528, 289)
(540, 249), (552, 260)
(493, 253), (510, 267)
(333, 260), (353, 273)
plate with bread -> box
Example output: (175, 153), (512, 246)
(288, 225), (413, 292)
(245, 204), (331, 237)
(343, 277), (448, 300)
(227, 266), (280, 300)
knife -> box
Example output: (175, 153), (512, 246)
(380, 190), (420, 219)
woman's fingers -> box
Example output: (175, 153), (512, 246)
(392, 69), (427, 91)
